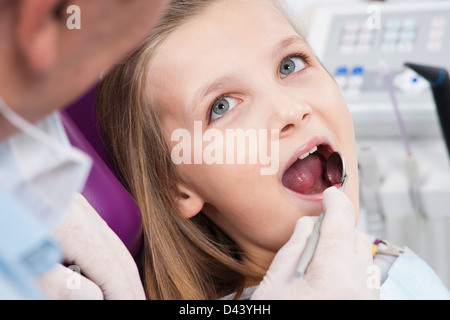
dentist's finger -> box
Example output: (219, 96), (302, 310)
(268, 216), (316, 281)
(55, 194), (146, 300)
(37, 264), (103, 300)
(74, 194), (145, 296)
(251, 216), (316, 299)
(319, 187), (357, 251)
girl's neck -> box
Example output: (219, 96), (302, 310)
(241, 249), (276, 287)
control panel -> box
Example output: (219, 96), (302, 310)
(307, 2), (450, 137)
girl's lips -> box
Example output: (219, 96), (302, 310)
(284, 179), (346, 203)
(284, 187), (326, 202)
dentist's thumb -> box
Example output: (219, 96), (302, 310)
(321, 186), (358, 237)
(316, 187), (373, 270)
(251, 216), (317, 299)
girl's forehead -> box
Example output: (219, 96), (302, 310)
(146, 0), (309, 121)
(153, 0), (300, 62)
(149, 1), (302, 82)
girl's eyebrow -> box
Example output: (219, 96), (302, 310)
(192, 74), (238, 118)
(272, 35), (308, 60)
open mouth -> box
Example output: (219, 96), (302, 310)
(282, 143), (335, 195)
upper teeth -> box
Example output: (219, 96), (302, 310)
(299, 146), (318, 160)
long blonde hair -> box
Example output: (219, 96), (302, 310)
(97, 0), (299, 300)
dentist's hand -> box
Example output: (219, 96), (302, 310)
(252, 187), (379, 300)
(37, 193), (146, 300)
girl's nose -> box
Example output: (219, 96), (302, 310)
(266, 90), (312, 138)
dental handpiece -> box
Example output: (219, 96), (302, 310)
(404, 63), (450, 159)
(294, 212), (324, 278)
(294, 152), (347, 278)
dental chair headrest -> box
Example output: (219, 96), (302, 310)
(61, 86), (143, 258)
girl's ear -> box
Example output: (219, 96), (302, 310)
(175, 185), (204, 219)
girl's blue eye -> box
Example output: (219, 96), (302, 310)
(279, 56), (306, 78)
(210, 97), (240, 121)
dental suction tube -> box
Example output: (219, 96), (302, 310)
(404, 63), (450, 158)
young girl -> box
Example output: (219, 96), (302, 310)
(95, 0), (448, 300)
(96, 0), (360, 299)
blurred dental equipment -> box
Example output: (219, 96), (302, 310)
(306, 1), (450, 287)
(378, 61), (413, 157)
(378, 60), (428, 259)
(404, 63), (450, 157)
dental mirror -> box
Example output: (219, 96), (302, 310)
(295, 151), (348, 278)
(326, 152), (347, 186)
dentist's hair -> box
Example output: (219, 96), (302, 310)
(97, 0), (301, 300)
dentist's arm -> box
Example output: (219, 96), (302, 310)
(38, 193), (146, 300)
(252, 187), (379, 300)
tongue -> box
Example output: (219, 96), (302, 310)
(282, 153), (326, 195)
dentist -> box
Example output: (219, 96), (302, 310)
(0, 0), (169, 299)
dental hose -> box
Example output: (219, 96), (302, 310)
(405, 153), (429, 259)
(378, 60), (428, 258)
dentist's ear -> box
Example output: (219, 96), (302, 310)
(175, 185), (204, 219)
(16, 0), (62, 74)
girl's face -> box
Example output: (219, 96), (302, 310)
(147, 0), (359, 272)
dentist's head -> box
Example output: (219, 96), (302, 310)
(0, 0), (169, 140)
